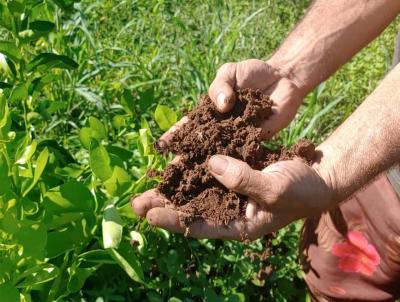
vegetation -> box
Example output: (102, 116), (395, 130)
(0, 0), (398, 301)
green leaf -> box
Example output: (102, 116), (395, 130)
(50, 0), (77, 11)
(88, 116), (107, 140)
(112, 115), (126, 129)
(46, 217), (93, 258)
(0, 152), (11, 195)
(16, 223), (47, 258)
(9, 83), (28, 102)
(104, 166), (131, 197)
(67, 266), (98, 294)
(28, 53), (78, 71)
(107, 242), (144, 283)
(15, 264), (59, 288)
(138, 128), (153, 156)
(79, 117), (107, 149)
(19, 21), (56, 42)
(154, 104), (177, 131)
(121, 89), (135, 115)
(0, 282), (20, 302)
(79, 127), (91, 149)
(16, 140), (37, 165)
(43, 180), (95, 216)
(102, 204), (123, 249)
(22, 147), (49, 196)
(0, 41), (21, 62)
(78, 249), (115, 264)
(89, 140), (112, 181)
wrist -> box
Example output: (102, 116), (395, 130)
(267, 54), (316, 98)
(311, 144), (341, 210)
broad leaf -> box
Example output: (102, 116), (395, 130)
(88, 116), (107, 140)
(16, 140), (37, 165)
(104, 166), (131, 197)
(120, 89), (135, 115)
(0, 41), (21, 62)
(107, 242), (144, 283)
(102, 204), (123, 249)
(0, 282), (20, 302)
(16, 223), (47, 258)
(15, 264), (59, 288)
(0, 152), (11, 195)
(19, 21), (55, 42)
(154, 104), (177, 131)
(78, 249), (114, 264)
(22, 147), (49, 196)
(43, 180), (95, 216)
(89, 140), (112, 181)
(28, 53), (78, 71)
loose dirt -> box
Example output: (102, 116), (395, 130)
(155, 89), (315, 228)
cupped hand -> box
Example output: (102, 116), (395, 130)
(208, 59), (305, 138)
(157, 59), (305, 145)
(131, 156), (334, 241)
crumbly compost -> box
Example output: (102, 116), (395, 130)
(155, 89), (315, 227)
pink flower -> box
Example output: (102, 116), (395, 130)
(331, 231), (380, 276)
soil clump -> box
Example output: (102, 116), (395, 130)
(155, 89), (315, 227)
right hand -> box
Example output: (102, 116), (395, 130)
(208, 58), (306, 138)
(159, 59), (306, 144)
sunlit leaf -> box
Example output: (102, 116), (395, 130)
(0, 41), (21, 62)
(22, 147), (49, 196)
(102, 204), (123, 249)
(104, 166), (131, 197)
(107, 242), (144, 283)
(15, 264), (59, 288)
(88, 116), (107, 140)
(16, 140), (37, 165)
(154, 104), (177, 131)
(89, 140), (112, 181)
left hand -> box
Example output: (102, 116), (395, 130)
(131, 155), (334, 241)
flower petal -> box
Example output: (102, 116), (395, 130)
(364, 244), (381, 265)
(332, 242), (357, 257)
(337, 257), (362, 273)
(347, 231), (369, 250)
(358, 258), (377, 276)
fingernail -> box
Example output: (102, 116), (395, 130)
(217, 92), (226, 109)
(155, 140), (167, 151)
(209, 155), (228, 175)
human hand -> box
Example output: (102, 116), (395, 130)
(208, 59), (305, 138)
(131, 155), (334, 241)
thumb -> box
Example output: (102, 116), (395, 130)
(208, 63), (237, 113)
(208, 155), (272, 205)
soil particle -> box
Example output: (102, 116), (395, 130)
(156, 89), (315, 228)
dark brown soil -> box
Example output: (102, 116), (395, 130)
(155, 89), (315, 228)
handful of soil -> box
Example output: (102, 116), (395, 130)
(155, 89), (315, 228)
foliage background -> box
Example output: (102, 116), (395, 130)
(0, 0), (399, 301)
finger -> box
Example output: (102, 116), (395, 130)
(208, 63), (237, 113)
(208, 155), (273, 206)
(146, 207), (244, 240)
(131, 189), (166, 217)
(157, 116), (189, 148)
(235, 59), (280, 90)
(261, 78), (303, 138)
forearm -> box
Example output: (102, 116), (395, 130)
(314, 64), (400, 204)
(268, 0), (400, 96)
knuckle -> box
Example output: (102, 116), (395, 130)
(230, 165), (251, 190)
